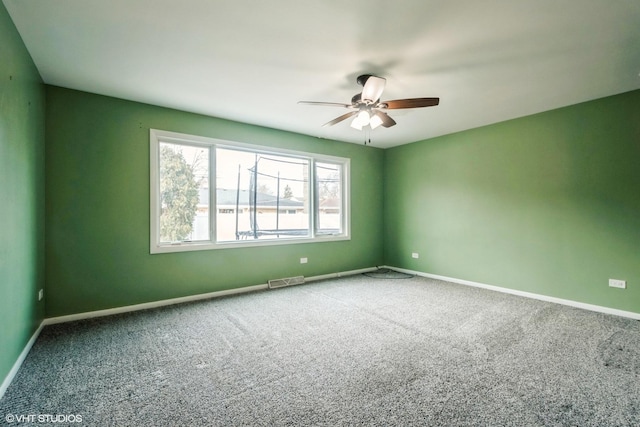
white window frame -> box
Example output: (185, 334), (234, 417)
(150, 129), (350, 254)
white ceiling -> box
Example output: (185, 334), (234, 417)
(5, 0), (640, 148)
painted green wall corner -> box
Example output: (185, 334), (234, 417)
(384, 89), (640, 314)
(45, 86), (384, 317)
(0, 2), (46, 387)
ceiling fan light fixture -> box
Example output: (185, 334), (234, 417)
(369, 113), (383, 130)
(350, 119), (363, 130)
(356, 110), (370, 126)
(361, 75), (386, 103)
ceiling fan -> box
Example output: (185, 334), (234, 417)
(298, 74), (439, 130)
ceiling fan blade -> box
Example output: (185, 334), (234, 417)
(373, 110), (396, 128)
(322, 111), (358, 127)
(380, 97), (440, 109)
(361, 76), (386, 103)
(298, 101), (352, 108)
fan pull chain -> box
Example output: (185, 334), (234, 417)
(363, 128), (371, 145)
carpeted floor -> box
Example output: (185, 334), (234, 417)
(1, 274), (639, 426)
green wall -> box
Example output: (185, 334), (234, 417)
(385, 89), (640, 314)
(0, 3), (46, 386)
(45, 86), (385, 317)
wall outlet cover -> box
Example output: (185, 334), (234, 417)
(608, 279), (626, 289)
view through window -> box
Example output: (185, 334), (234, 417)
(151, 130), (349, 253)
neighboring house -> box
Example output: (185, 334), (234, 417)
(192, 188), (334, 240)
(318, 197), (340, 214)
(200, 188), (305, 214)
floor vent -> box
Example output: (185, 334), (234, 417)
(268, 276), (305, 289)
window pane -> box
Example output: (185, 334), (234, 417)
(316, 162), (342, 234)
(159, 142), (209, 243)
(216, 148), (310, 242)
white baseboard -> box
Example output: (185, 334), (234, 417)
(384, 265), (640, 320)
(43, 283), (269, 326)
(306, 267), (378, 283)
(44, 266), (378, 326)
(0, 323), (44, 401)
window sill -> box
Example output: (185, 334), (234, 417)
(150, 234), (351, 254)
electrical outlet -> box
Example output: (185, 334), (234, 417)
(609, 279), (626, 289)
(412, 252), (419, 259)
(38, 289), (44, 301)
(300, 257), (308, 264)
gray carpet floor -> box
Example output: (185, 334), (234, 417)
(1, 273), (640, 426)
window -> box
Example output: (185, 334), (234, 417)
(150, 130), (350, 253)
